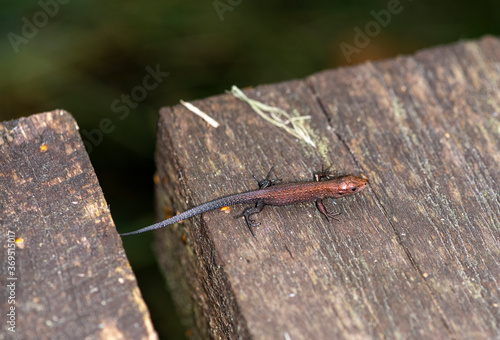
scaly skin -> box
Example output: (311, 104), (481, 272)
(120, 170), (368, 237)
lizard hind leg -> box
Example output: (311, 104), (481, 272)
(253, 166), (282, 189)
(234, 200), (266, 237)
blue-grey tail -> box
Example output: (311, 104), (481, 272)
(119, 191), (258, 236)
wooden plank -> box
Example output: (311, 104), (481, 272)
(0, 111), (157, 340)
(150, 36), (500, 339)
(308, 35), (500, 337)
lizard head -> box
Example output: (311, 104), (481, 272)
(331, 174), (368, 198)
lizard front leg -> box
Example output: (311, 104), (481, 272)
(314, 165), (336, 182)
(316, 199), (341, 222)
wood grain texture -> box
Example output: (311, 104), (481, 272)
(0, 111), (157, 340)
(153, 36), (500, 339)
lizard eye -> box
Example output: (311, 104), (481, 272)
(351, 187), (358, 192)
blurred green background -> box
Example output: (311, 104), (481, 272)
(1, 0), (499, 338)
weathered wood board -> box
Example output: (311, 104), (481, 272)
(150, 36), (500, 339)
(0, 111), (157, 340)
